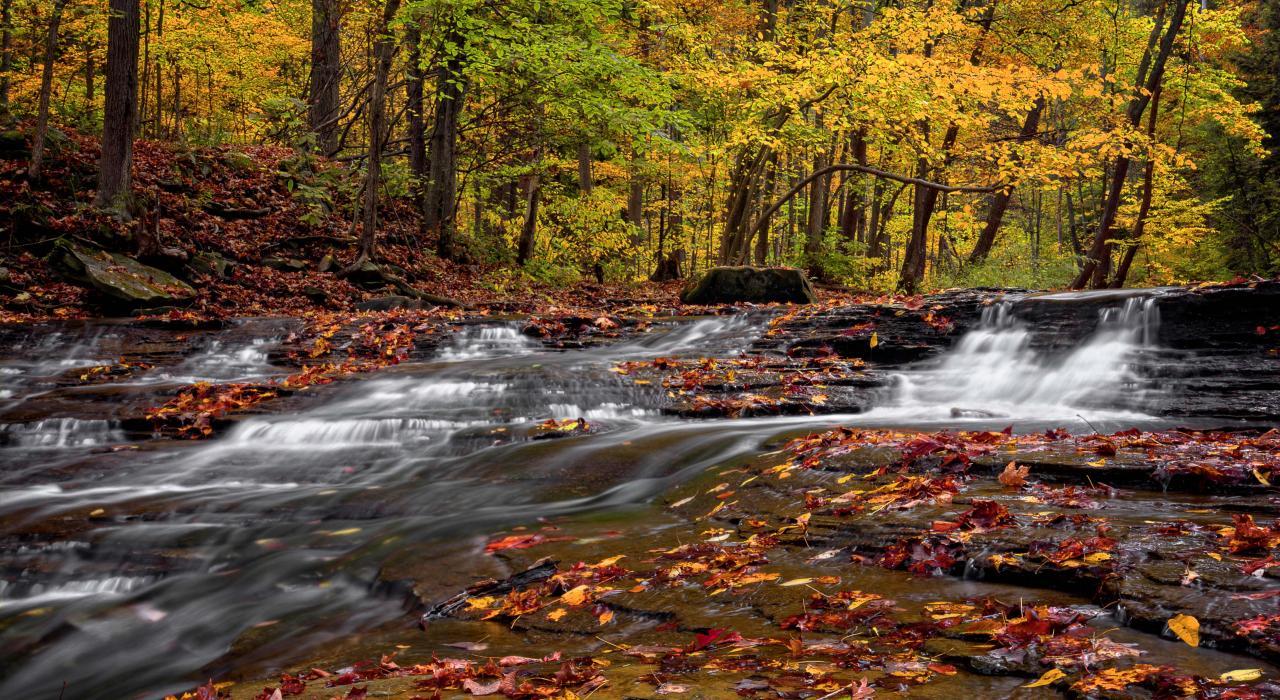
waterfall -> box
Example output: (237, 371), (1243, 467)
(873, 296), (1164, 420)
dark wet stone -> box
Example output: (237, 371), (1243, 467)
(679, 266), (818, 305)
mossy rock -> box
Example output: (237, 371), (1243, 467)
(54, 240), (196, 308)
(679, 266), (818, 305)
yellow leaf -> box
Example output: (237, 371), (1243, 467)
(561, 585), (591, 606)
(598, 610), (614, 625)
(1253, 468), (1271, 486)
(780, 578), (813, 587)
(1220, 669), (1262, 682)
(466, 596), (495, 610)
(595, 555), (626, 567)
(327, 528), (362, 536)
(547, 608), (567, 621)
(1023, 668), (1066, 688)
(1207, 552), (1223, 561)
(1086, 459), (1107, 467)
(1168, 613), (1200, 647)
(869, 332), (879, 349)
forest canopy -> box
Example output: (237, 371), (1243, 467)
(2, 0), (1278, 296)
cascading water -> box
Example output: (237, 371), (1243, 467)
(870, 295), (1166, 422)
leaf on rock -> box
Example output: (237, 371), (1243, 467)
(1168, 613), (1200, 647)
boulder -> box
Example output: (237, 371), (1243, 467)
(0, 130), (28, 159)
(355, 295), (426, 312)
(187, 251), (236, 279)
(54, 240), (195, 308)
(262, 256), (308, 272)
(679, 266), (818, 305)
(346, 260), (395, 289)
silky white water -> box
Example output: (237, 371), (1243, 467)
(867, 296), (1164, 422)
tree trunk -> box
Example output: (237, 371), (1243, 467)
(577, 142), (593, 195)
(29, 0), (68, 182)
(347, 0), (400, 269)
(425, 22), (466, 260)
(516, 172), (541, 266)
(1110, 87), (1162, 289)
(1072, 0), (1188, 289)
(804, 146), (831, 279)
(839, 130), (868, 243)
(84, 44), (96, 107)
(308, 0), (341, 154)
(94, 0), (141, 210)
(405, 20), (426, 238)
(968, 96), (1046, 264)
(0, 0), (12, 105)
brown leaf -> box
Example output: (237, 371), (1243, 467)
(998, 461), (1029, 488)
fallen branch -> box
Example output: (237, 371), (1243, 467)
(202, 201), (272, 220)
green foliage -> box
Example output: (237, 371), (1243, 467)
(932, 249), (1079, 291)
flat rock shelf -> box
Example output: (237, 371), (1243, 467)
(1, 282), (1279, 700)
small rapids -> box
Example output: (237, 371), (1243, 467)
(867, 292), (1169, 427)
(0, 298), (1239, 699)
(0, 313), (796, 699)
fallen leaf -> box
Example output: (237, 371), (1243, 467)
(462, 678), (501, 696)
(998, 461), (1029, 488)
(1168, 613), (1200, 647)
(560, 585), (590, 606)
(1220, 669), (1263, 682)
(1024, 668), (1067, 688)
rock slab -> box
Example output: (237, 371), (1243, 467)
(55, 240), (196, 308)
(679, 266), (818, 305)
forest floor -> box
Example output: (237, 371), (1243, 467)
(0, 126), (717, 324)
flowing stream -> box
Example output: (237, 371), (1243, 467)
(0, 291), (1255, 698)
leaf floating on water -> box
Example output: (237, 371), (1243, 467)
(780, 578), (812, 587)
(327, 528), (362, 536)
(1220, 669), (1263, 682)
(869, 332), (879, 349)
(1023, 668), (1067, 688)
(655, 683), (689, 694)
(597, 609), (614, 625)
(1168, 613), (1200, 647)
(670, 495), (695, 508)
(547, 608), (567, 621)
(444, 641), (490, 652)
(465, 596), (495, 610)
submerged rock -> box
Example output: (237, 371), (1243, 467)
(679, 266), (818, 305)
(54, 240), (195, 308)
